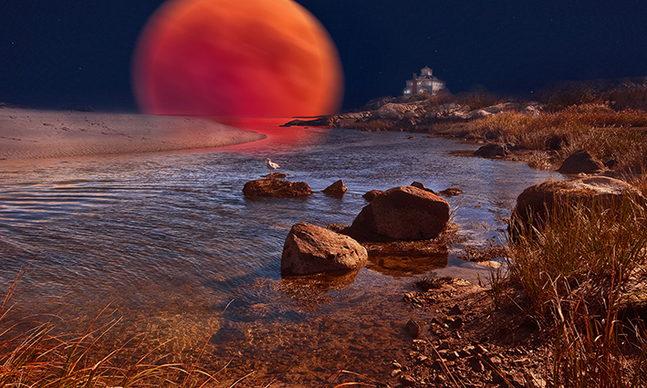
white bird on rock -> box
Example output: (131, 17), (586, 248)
(265, 158), (280, 171)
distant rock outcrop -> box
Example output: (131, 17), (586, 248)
(281, 223), (368, 276)
(280, 117), (333, 127)
(344, 185), (450, 242)
(281, 98), (543, 132)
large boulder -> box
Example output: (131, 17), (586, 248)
(511, 176), (642, 232)
(557, 149), (605, 174)
(243, 178), (312, 198)
(281, 223), (368, 276)
(344, 186), (450, 242)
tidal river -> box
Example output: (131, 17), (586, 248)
(0, 118), (561, 385)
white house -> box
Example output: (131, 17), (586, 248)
(403, 66), (446, 96)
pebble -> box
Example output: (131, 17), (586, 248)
(448, 303), (463, 315)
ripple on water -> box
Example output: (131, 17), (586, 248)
(0, 122), (563, 385)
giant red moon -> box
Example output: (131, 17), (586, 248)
(132, 0), (344, 118)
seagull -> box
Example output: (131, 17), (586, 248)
(265, 158), (280, 171)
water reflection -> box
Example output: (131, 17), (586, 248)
(365, 242), (449, 277)
(0, 118), (564, 385)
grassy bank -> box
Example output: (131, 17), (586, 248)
(433, 104), (647, 171)
(494, 185), (647, 386)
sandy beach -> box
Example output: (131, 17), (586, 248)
(0, 108), (266, 160)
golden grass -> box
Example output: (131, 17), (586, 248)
(0, 271), (218, 388)
(494, 188), (647, 387)
(434, 104), (647, 171)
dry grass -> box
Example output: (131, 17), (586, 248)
(0, 270), (217, 388)
(434, 104), (647, 171)
(494, 189), (647, 387)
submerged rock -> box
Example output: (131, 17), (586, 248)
(344, 185), (450, 242)
(438, 188), (463, 197)
(281, 223), (368, 276)
(364, 240), (449, 277)
(557, 149), (605, 174)
(323, 179), (348, 198)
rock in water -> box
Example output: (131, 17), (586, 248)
(281, 223), (368, 276)
(557, 149), (605, 174)
(344, 185), (450, 242)
(242, 178), (312, 198)
(410, 181), (436, 194)
(473, 143), (509, 158)
(323, 179), (347, 198)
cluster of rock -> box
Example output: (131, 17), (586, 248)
(242, 157), (644, 301)
(282, 100), (542, 132)
(282, 185), (451, 276)
(242, 174), (453, 277)
(242, 174), (347, 199)
(397, 277), (549, 387)
(472, 142), (616, 176)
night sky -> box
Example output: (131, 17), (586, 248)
(1, 0), (646, 112)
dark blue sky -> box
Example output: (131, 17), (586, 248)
(1, 0), (646, 112)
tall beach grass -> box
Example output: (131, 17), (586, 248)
(0, 271), (217, 388)
(434, 104), (647, 171)
(496, 187), (647, 386)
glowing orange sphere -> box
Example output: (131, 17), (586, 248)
(132, 0), (343, 117)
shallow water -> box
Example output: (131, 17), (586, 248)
(0, 118), (562, 385)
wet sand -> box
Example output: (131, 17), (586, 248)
(0, 108), (266, 160)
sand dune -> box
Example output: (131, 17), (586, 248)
(0, 108), (266, 160)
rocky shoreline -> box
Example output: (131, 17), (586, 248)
(247, 113), (647, 386)
(282, 98), (541, 131)
(282, 97), (647, 177)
